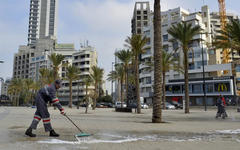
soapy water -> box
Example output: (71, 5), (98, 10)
(38, 129), (240, 145)
(38, 133), (205, 145)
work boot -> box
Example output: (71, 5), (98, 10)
(25, 128), (36, 137)
(49, 130), (59, 137)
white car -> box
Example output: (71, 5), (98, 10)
(115, 102), (127, 108)
(141, 103), (149, 109)
(165, 102), (176, 109)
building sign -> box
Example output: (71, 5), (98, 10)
(214, 83), (230, 92)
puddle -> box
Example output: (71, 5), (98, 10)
(38, 129), (240, 145)
(38, 133), (207, 145)
(215, 129), (240, 134)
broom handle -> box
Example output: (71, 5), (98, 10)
(64, 114), (84, 133)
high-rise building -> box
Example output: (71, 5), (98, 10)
(210, 12), (240, 63)
(28, 0), (58, 45)
(58, 45), (98, 103)
(131, 2), (150, 35)
(137, 4), (238, 105)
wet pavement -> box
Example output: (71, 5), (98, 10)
(1, 106), (240, 150)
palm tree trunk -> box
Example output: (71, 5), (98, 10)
(184, 49), (190, 113)
(69, 80), (72, 108)
(136, 57), (141, 114)
(118, 79), (121, 102)
(162, 72), (166, 109)
(152, 0), (162, 123)
(85, 85), (88, 114)
(92, 82), (98, 110)
(121, 79), (123, 108)
(126, 66), (129, 107)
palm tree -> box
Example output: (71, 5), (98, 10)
(214, 19), (240, 57)
(167, 21), (201, 113)
(48, 53), (65, 80)
(146, 52), (183, 110)
(39, 68), (49, 86)
(109, 65), (125, 107)
(114, 49), (132, 106)
(23, 78), (34, 104)
(65, 65), (80, 108)
(83, 76), (93, 113)
(31, 81), (41, 105)
(8, 78), (23, 106)
(125, 34), (148, 114)
(90, 66), (104, 110)
(162, 51), (183, 109)
(152, 0), (163, 123)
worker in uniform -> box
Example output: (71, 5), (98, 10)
(25, 80), (65, 137)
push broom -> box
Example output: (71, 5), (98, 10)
(63, 113), (91, 137)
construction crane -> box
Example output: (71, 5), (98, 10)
(218, 0), (230, 74)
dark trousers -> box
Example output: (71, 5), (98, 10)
(29, 94), (53, 132)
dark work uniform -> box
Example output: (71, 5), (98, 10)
(29, 84), (63, 132)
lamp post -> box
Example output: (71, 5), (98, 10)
(111, 62), (114, 101)
(201, 33), (207, 111)
(77, 80), (80, 109)
(200, 32), (213, 111)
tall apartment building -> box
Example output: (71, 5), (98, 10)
(131, 1), (151, 35)
(140, 6), (211, 103)
(138, 5), (237, 105)
(13, 37), (76, 80)
(28, 0), (58, 45)
(210, 12), (240, 63)
(58, 46), (98, 103)
(29, 43), (76, 80)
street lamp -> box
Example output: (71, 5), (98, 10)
(111, 62), (114, 101)
(200, 32), (213, 111)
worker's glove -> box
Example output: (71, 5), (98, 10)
(60, 108), (66, 115)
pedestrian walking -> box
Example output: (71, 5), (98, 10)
(216, 95), (227, 119)
(25, 80), (65, 137)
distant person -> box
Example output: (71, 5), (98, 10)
(25, 80), (65, 137)
(216, 95), (227, 119)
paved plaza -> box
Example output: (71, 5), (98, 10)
(0, 106), (240, 150)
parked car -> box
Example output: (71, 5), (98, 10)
(170, 101), (183, 109)
(100, 102), (113, 108)
(141, 103), (149, 109)
(115, 101), (127, 108)
(128, 103), (137, 109)
(165, 102), (176, 109)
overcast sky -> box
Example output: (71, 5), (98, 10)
(0, 0), (239, 92)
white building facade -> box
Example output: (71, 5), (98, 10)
(28, 0), (58, 45)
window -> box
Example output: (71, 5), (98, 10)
(163, 34), (168, 42)
(236, 65), (240, 72)
(204, 12), (207, 17)
(144, 16), (148, 20)
(137, 16), (141, 20)
(206, 83), (214, 93)
(163, 45), (169, 51)
(146, 77), (151, 84)
(173, 41), (178, 50)
(143, 11), (147, 14)
(137, 21), (141, 27)
(137, 28), (141, 34)
(172, 85), (181, 93)
(189, 63), (195, 70)
(192, 84), (202, 93)
(137, 11), (141, 15)
(144, 21), (148, 26)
